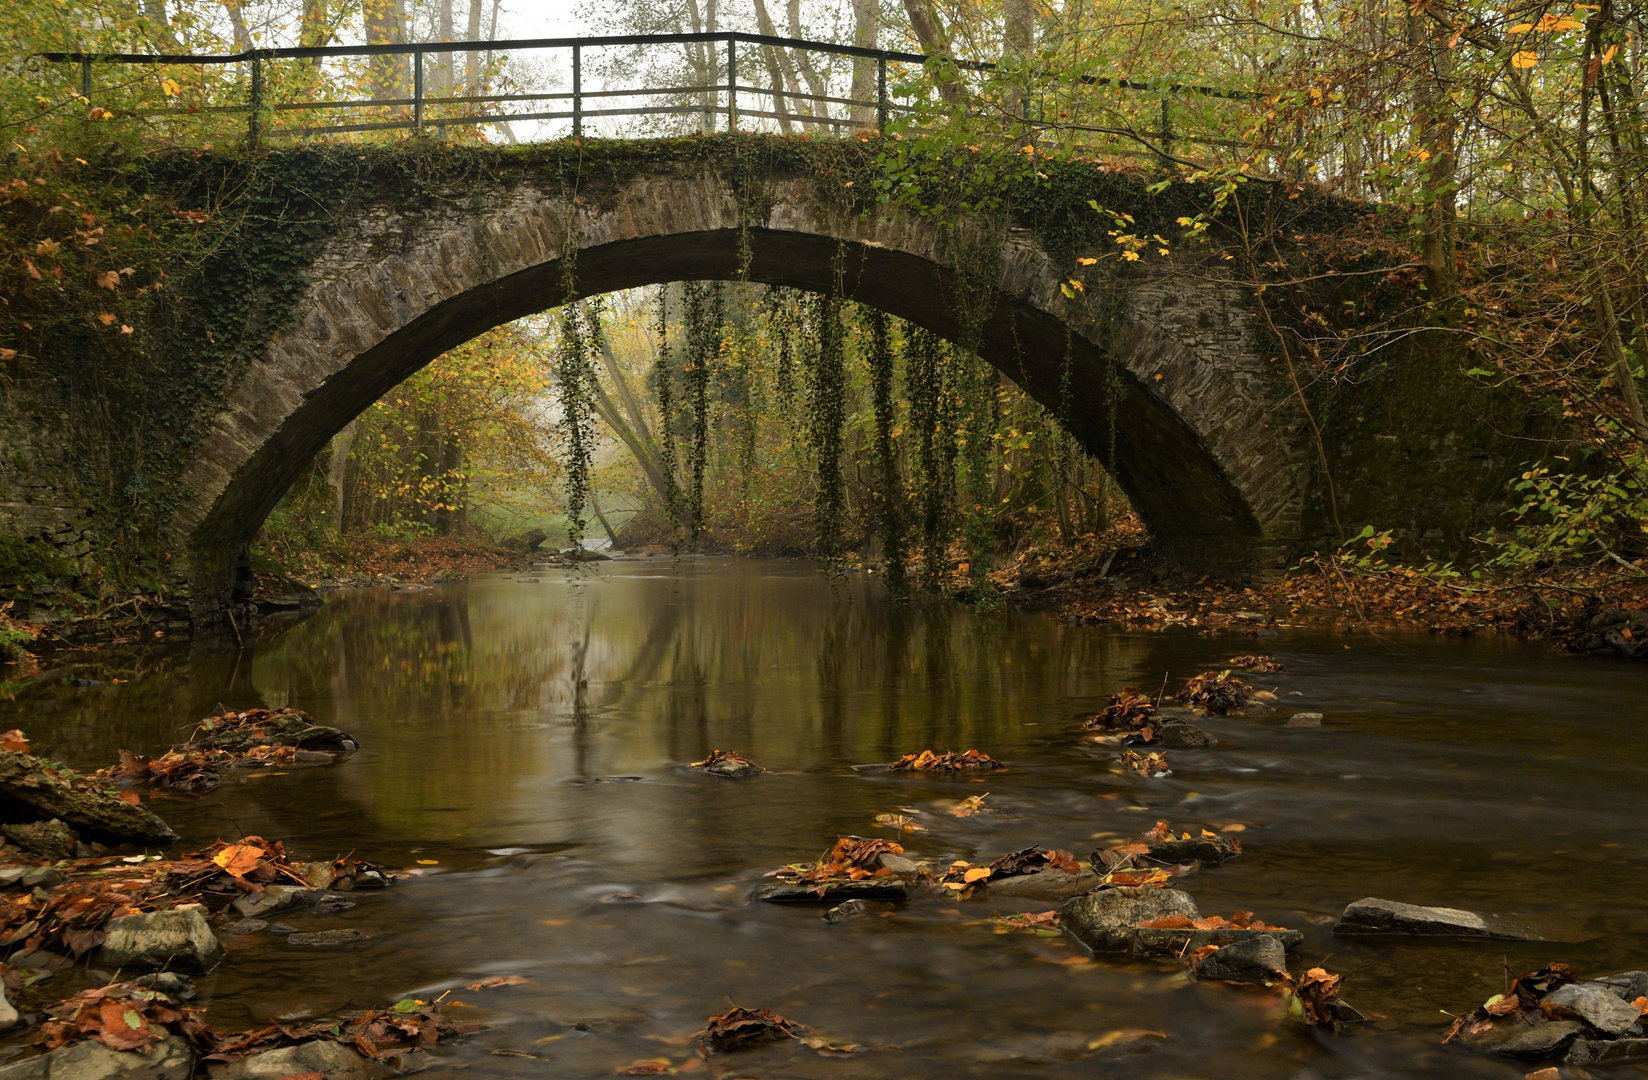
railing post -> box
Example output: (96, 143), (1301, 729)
(726, 38), (737, 131)
(248, 56), (263, 150)
(413, 46), (424, 135)
(876, 55), (888, 132)
(80, 57), (92, 100)
(1158, 95), (1172, 165)
(572, 43), (582, 138)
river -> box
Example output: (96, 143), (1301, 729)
(7, 557), (1645, 1078)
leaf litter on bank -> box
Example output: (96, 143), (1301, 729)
(888, 749), (1004, 772)
(1227, 655), (1284, 673)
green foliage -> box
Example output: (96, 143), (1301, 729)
(806, 276), (848, 562)
(0, 534), (68, 586)
(557, 303), (599, 546)
(1488, 451), (1648, 570)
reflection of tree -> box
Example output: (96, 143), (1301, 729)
(0, 565), (1162, 866)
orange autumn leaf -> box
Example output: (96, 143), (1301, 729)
(0, 729), (29, 753)
(212, 842), (265, 878)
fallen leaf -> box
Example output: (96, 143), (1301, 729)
(0, 730), (29, 753)
(466, 975), (529, 991)
(212, 842), (266, 879)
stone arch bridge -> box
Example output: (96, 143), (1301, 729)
(167, 149), (1359, 617)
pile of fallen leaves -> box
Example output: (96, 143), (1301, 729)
(1442, 961), (1648, 1059)
(0, 871), (170, 959)
(1227, 655), (1283, 673)
(889, 749), (1004, 772)
(1085, 688), (1157, 731)
(1175, 671), (1256, 715)
(36, 981), (209, 1053)
(1290, 967), (1363, 1031)
(696, 1006), (803, 1052)
(772, 837), (903, 894)
(689, 750), (764, 776)
(1091, 822), (1238, 887)
(1119, 750), (1170, 777)
(87, 709), (355, 796)
(993, 910), (1062, 934)
(0, 834), (391, 958)
(940, 846), (1081, 898)
(1141, 911), (1278, 932)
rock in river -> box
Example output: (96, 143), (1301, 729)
(986, 867), (1101, 902)
(0, 1034), (193, 1079)
(1193, 936), (1289, 986)
(755, 879), (908, 903)
(1542, 981), (1644, 1036)
(1157, 721), (1218, 748)
(1459, 1015), (1585, 1058)
(228, 885), (320, 919)
(0, 750), (176, 845)
(1060, 886), (1303, 956)
(206, 1041), (385, 1080)
(95, 909), (221, 972)
(1333, 897), (1536, 940)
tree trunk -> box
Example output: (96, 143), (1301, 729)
(433, 0), (454, 96)
(328, 420), (356, 532)
(464, 0), (483, 92)
(1003, 0), (1034, 127)
(1405, 3), (1457, 295)
(751, 0), (819, 129)
(849, 0), (879, 128)
(365, 0), (410, 103)
(223, 2), (254, 51)
(143, 1), (184, 52)
(901, 0), (963, 104)
(787, 0), (834, 119)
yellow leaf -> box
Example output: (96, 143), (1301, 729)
(1076, 257), (1098, 266)
(1512, 50), (1539, 68)
(96, 270), (119, 290)
(1603, 44), (1619, 63)
(963, 867), (992, 883)
(1121, 250), (1140, 262)
(96, 313), (116, 326)
(119, 324), (132, 335)
(1509, 22), (1534, 32)
(161, 78), (182, 97)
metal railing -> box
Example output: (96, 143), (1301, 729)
(40, 33), (1262, 160)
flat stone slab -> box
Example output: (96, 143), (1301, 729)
(0, 751), (177, 845)
(1568, 1036), (1648, 1065)
(986, 868), (1100, 902)
(1544, 982), (1644, 1036)
(1459, 1015), (1585, 1058)
(1143, 836), (1240, 865)
(95, 909), (222, 972)
(0, 1034), (193, 1079)
(1193, 936), (1289, 985)
(754, 879), (908, 903)
(1334, 897), (1537, 940)
(1157, 722), (1218, 748)
(207, 1041), (384, 1080)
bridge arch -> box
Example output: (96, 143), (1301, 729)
(175, 165), (1307, 614)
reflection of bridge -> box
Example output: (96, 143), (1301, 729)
(170, 145), (1314, 614)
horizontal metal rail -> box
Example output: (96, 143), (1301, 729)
(40, 31), (1262, 157)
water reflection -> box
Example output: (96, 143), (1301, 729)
(5, 558), (1646, 1078)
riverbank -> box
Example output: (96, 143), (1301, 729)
(994, 537), (1648, 658)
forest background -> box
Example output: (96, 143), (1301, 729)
(1, 0), (1645, 616)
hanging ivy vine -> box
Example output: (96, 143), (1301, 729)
(556, 300), (599, 547)
(652, 286), (685, 541)
(865, 307), (906, 595)
(907, 326), (958, 592)
(682, 280), (724, 546)
(807, 253), (849, 564)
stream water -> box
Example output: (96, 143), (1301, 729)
(6, 558), (1646, 1078)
